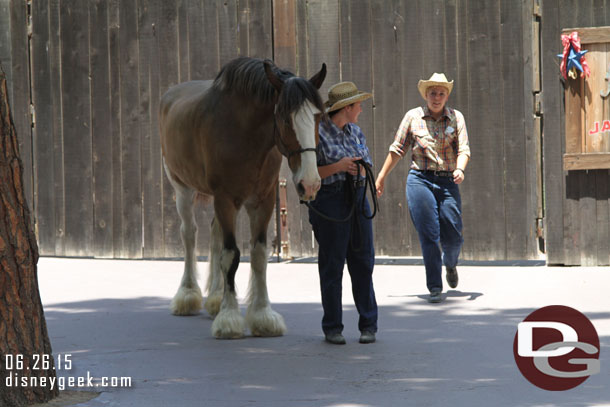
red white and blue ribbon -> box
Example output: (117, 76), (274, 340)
(559, 31), (590, 80)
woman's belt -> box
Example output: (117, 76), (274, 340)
(413, 169), (454, 177)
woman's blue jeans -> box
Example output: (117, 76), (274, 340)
(406, 170), (464, 293)
(308, 181), (378, 335)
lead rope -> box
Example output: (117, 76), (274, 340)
(301, 160), (379, 252)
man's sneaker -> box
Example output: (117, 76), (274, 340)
(428, 291), (442, 303)
(359, 331), (376, 344)
(446, 266), (459, 289)
(325, 332), (346, 345)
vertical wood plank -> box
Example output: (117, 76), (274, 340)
(371, 0), (406, 256)
(158, 0), (182, 258)
(565, 77), (583, 154)
(602, 42), (610, 153)
(596, 169), (610, 265)
(583, 43), (604, 153)
(89, 0), (114, 257)
(579, 170), (598, 266)
(465, 0), (506, 260)
(218, 0), (239, 66)
(274, 0), (297, 258)
(501, 0), (531, 259)
(193, 0), (221, 259)
(108, 0), (123, 258)
(339, 0), (373, 163)
(243, 0), (273, 59)
(453, 0), (473, 259)
(542, 0), (565, 264)
(30, 0), (56, 256)
(118, 0), (143, 258)
(177, 0), (190, 82)
(60, 0), (93, 256)
(524, 0), (544, 260)
(293, 0), (340, 257)
(49, 0), (66, 256)
(186, 0), (206, 80)
(140, 0), (164, 259)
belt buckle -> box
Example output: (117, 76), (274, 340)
(433, 169), (441, 176)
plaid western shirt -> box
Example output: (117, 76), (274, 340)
(316, 120), (373, 185)
(389, 106), (470, 171)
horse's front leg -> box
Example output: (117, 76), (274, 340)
(245, 195), (286, 337)
(210, 196), (246, 339)
(204, 217), (223, 317)
(166, 169), (203, 316)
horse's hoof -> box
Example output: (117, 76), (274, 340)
(246, 307), (286, 337)
(170, 286), (203, 316)
(211, 309), (246, 339)
(204, 292), (223, 317)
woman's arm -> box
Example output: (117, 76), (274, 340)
(375, 151), (402, 197)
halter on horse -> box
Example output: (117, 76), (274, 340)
(160, 57), (326, 338)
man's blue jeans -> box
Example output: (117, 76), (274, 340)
(406, 170), (464, 293)
(309, 181), (378, 335)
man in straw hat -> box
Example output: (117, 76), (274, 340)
(376, 73), (471, 303)
(308, 81), (378, 344)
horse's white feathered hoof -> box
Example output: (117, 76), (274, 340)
(246, 306), (286, 337)
(170, 286), (203, 316)
(204, 291), (223, 317)
(211, 309), (246, 339)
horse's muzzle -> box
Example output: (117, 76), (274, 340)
(297, 180), (320, 202)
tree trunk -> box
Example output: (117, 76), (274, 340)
(0, 70), (58, 405)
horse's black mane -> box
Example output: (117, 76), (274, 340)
(213, 57), (325, 117)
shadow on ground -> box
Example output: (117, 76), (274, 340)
(42, 295), (610, 407)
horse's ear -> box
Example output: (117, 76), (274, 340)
(264, 60), (284, 93)
(309, 63), (327, 89)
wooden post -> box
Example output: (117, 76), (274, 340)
(0, 70), (58, 406)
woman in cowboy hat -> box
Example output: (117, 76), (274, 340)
(375, 73), (471, 303)
(309, 81), (378, 345)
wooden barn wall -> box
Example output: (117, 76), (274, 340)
(5, 0), (274, 259)
(276, 0), (541, 261)
(542, 0), (610, 266)
(3, 0), (546, 262)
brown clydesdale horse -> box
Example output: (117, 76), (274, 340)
(160, 57), (326, 338)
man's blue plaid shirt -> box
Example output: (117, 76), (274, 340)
(316, 119), (373, 185)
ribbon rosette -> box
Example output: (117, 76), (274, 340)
(558, 31), (590, 80)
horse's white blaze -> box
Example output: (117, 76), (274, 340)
(292, 100), (321, 201)
(246, 241), (286, 336)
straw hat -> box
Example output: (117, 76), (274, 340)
(325, 81), (373, 113)
(417, 73), (454, 99)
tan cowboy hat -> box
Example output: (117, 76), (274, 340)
(325, 81), (373, 113)
(417, 73), (454, 99)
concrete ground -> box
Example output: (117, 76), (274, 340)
(35, 257), (610, 407)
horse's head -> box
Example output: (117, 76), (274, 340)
(264, 61), (327, 202)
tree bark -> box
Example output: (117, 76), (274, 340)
(0, 70), (58, 405)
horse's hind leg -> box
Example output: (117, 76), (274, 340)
(204, 217), (223, 316)
(165, 165), (203, 315)
(210, 195), (246, 339)
(245, 195), (286, 337)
